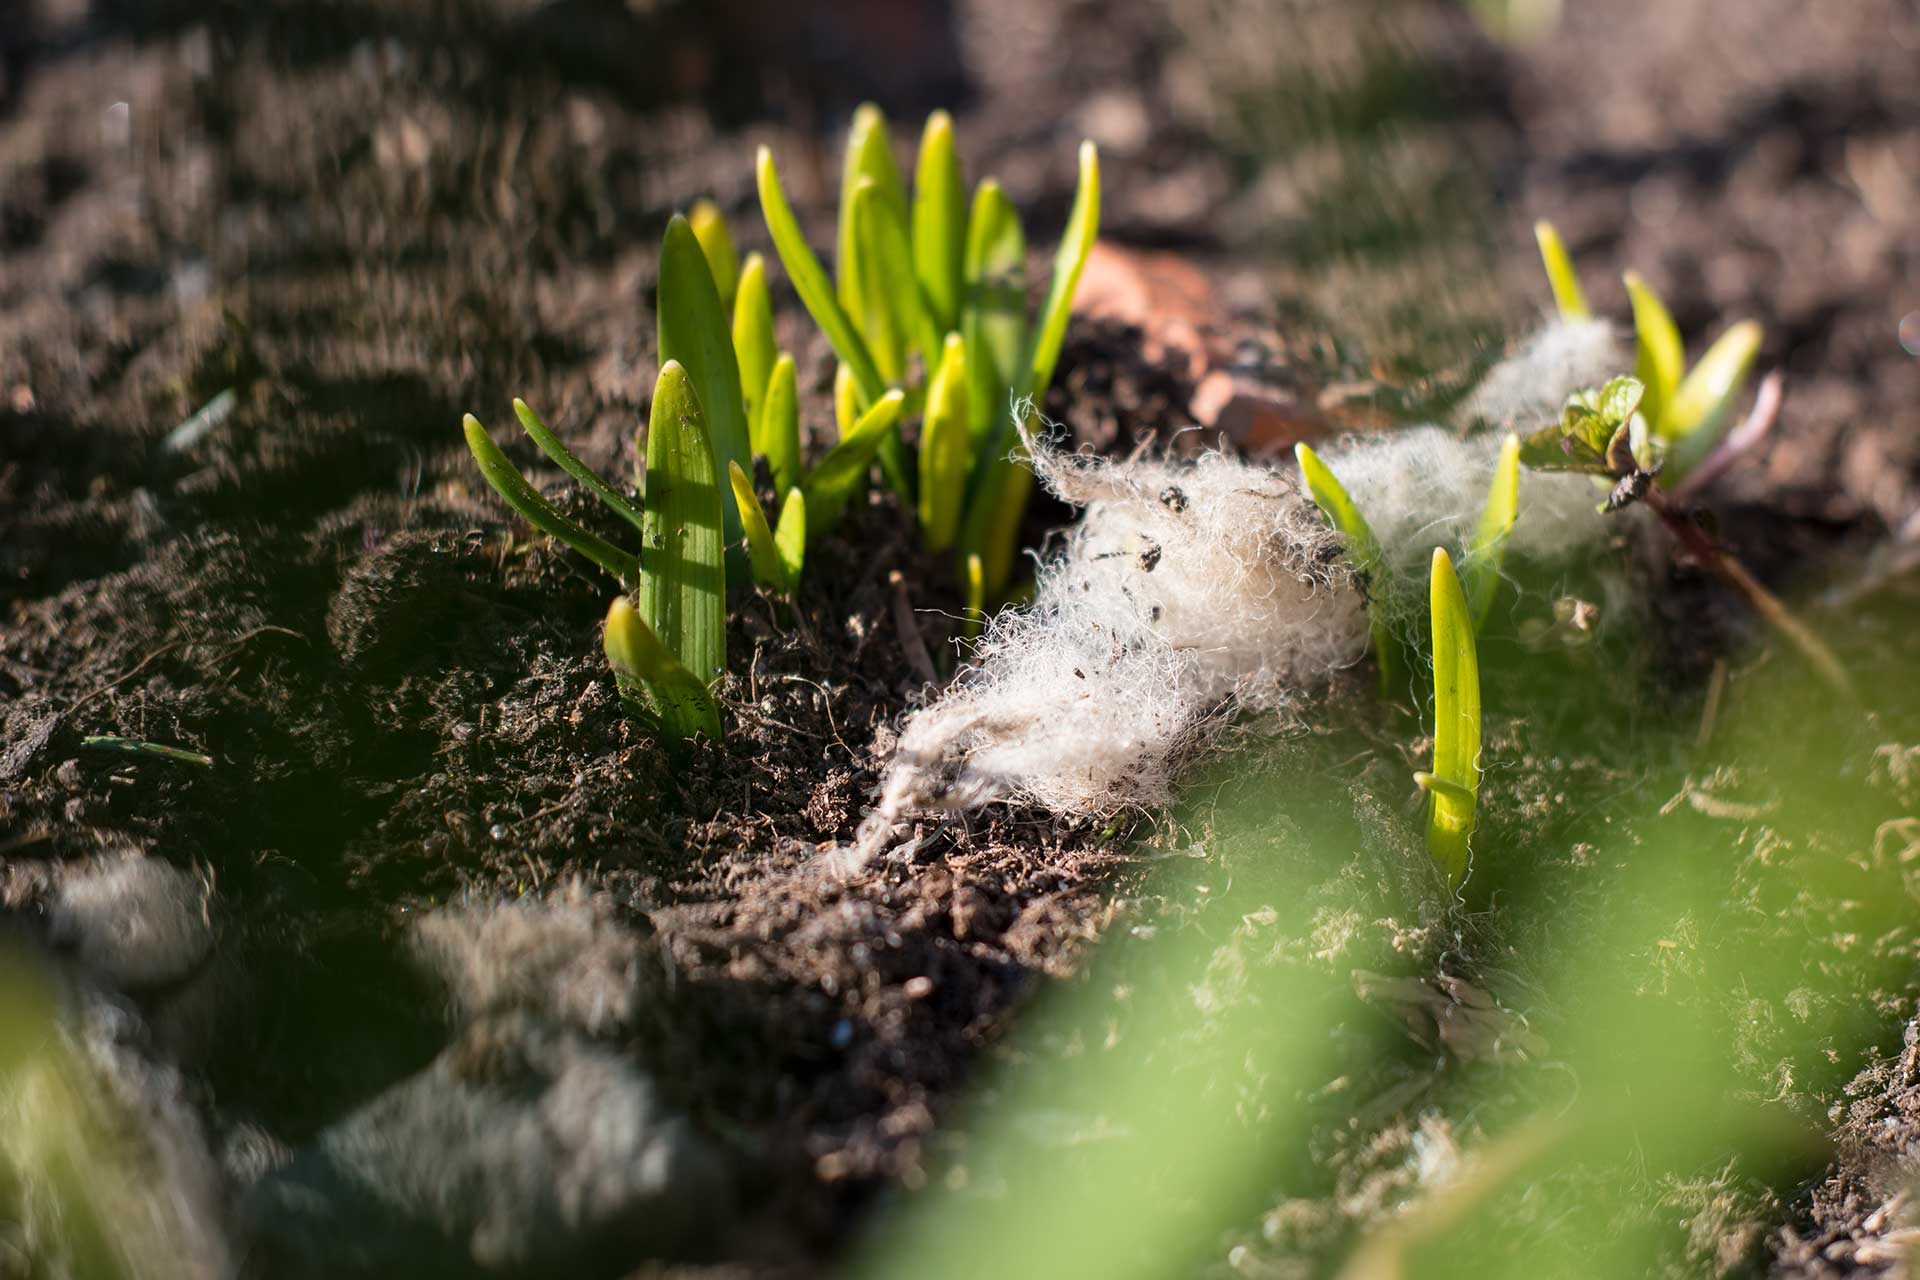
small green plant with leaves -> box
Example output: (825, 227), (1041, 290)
(741, 105), (1100, 600)
(1534, 219), (1762, 480)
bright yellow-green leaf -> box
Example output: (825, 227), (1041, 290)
(913, 110), (966, 335)
(774, 487), (806, 587)
(963, 551), (986, 642)
(854, 177), (943, 378)
(1534, 219), (1589, 320)
(1297, 441), (1397, 695)
(918, 333), (971, 550)
(1463, 433), (1520, 629)
(756, 146), (886, 406)
(834, 363), (860, 439)
(657, 214), (751, 549)
(688, 198), (739, 310)
(1427, 546), (1481, 888)
(1624, 271), (1683, 427)
(729, 460), (788, 594)
(461, 412), (637, 583)
(837, 104), (910, 317)
(1662, 320), (1763, 472)
(761, 353), (802, 495)
(639, 361), (725, 688)
(960, 179), (1026, 451)
(604, 596), (721, 743)
(511, 397), (644, 536)
(1022, 141), (1100, 404)
(733, 253), (777, 448)
(802, 390), (907, 541)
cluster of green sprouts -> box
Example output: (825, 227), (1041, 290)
(1293, 439), (1517, 888)
(461, 110), (1099, 745)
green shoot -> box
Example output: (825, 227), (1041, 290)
(1661, 320), (1763, 471)
(1423, 546), (1481, 887)
(960, 178), (1027, 451)
(1623, 271), (1682, 428)
(688, 198), (739, 310)
(729, 460), (789, 594)
(918, 333), (971, 551)
(837, 104), (911, 329)
(957, 141), (1101, 598)
(834, 363), (860, 439)
(510, 397), (644, 536)
(1533, 219), (1589, 320)
(761, 353), (802, 495)
(963, 551), (986, 642)
(1519, 375), (1646, 478)
(461, 412), (638, 583)
(1463, 433), (1520, 629)
(733, 252), (777, 446)
(774, 487), (807, 587)
(1295, 441), (1397, 695)
(913, 110), (965, 335)
(658, 213), (751, 547)
(639, 361), (726, 690)
(803, 390), (908, 540)
(604, 597), (722, 743)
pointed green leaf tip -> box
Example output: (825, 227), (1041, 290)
(773, 488), (806, 587)
(733, 253), (776, 449)
(913, 110), (965, 335)
(1295, 441), (1396, 695)
(461, 412), (637, 583)
(1663, 319), (1763, 471)
(729, 461), (788, 594)
(1426, 547), (1481, 888)
(760, 354), (802, 496)
(757, 145), (886, 407)
(1624, 271), (1682, 428)
(639, 361), (726, 693)
(510, 397), (645, 536)
(803, 389), (907, 541)
(604, 596), (721, 743)
(688, 198), (739, 310)
(1464, 433), (1520, 630)
(919, 333), (971, 551)
(1534, 219), (1589, 320)
(658, 213), (751, 550)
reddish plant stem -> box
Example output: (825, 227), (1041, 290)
(1643, 486), (1856, 700)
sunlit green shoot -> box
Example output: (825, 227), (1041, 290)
(733, 253), (776, 445)
(658, 213), (751, 548)
(834, 362), (860, 439)
(604, 596), (721, 744)
(774, 487), (807, 587)
(1424, 546), (1481, 887)
(639, 361), (725, 690)
(756, 146), (887, 406)
(1463, 433), (1520, 629)
(729, 460), (789, 594)
(961, 178), (1026, 451)
(837, 104), (910, 321)
(1662, 319), (1763, 470)
(963, 551), (986, 642)
(803, 390), (907, 541)
(913, 110), (966, 335)
(510, 397), (644, 536)
(1023, 141), (1101, 411)
(688, 198), (739, 310)
(1296, 441), (1396, 694)
(761, 353), (802, 495)
(461, 413), (637, 583)
(1534, 219), (1589, 320)
(918, 333), (971, 551)
(1623, 270), (1682, 428)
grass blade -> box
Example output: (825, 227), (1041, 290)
(604, 596), (721, 743)
(961, 179), (1026, 451)
(757, 146), (887, 406)
(774, 487), (807, 587)
(918, 333), (971, 551)
(1295, 442), (1397, 694)
(1021, 141), (1100, 404)
(802, 389), (906, 540)
(1662, 320), (1763, 471)
(1623, 271), (1683, 429)
(1426, 547), (1482, 888)
(462, 413), (637, 583)
(729, 460), (788, 594)
(733, 253), (777, 450)
(689, 198), (739, 310)
(1533, 219), (1590, 320)
(658, 214), (751, 549)
(760, 353), (802, 495)
(1463, 433), (1520, 630)
(511, 397), (644, 536)
(913, 110), (965, 335)
(639, 361), (726, 687)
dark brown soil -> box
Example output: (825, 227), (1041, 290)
(2, 0), (1918, 1276)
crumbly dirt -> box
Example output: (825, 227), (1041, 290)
(2, 0), (1918, 1276)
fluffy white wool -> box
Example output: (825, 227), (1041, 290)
(851, 319), (1630, 857)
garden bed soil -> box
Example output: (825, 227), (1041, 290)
(2, 0), (1918, 1275)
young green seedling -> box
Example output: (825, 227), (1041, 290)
(1534, 219), (1762, 480)
(1296, 441), (1397, 696)
(1421, 547), (1481, 887)
(689, 199), (739, 311)
(1463, 433), (1521, 628)
(659, 212), (752, 550)
(918, 333), (971, 551)
(733, 252), (777, 447)
(604, 596), (722, 744)
(730, 461), (789, 595)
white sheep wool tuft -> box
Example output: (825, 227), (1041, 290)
(849, 320), (1629, 865)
